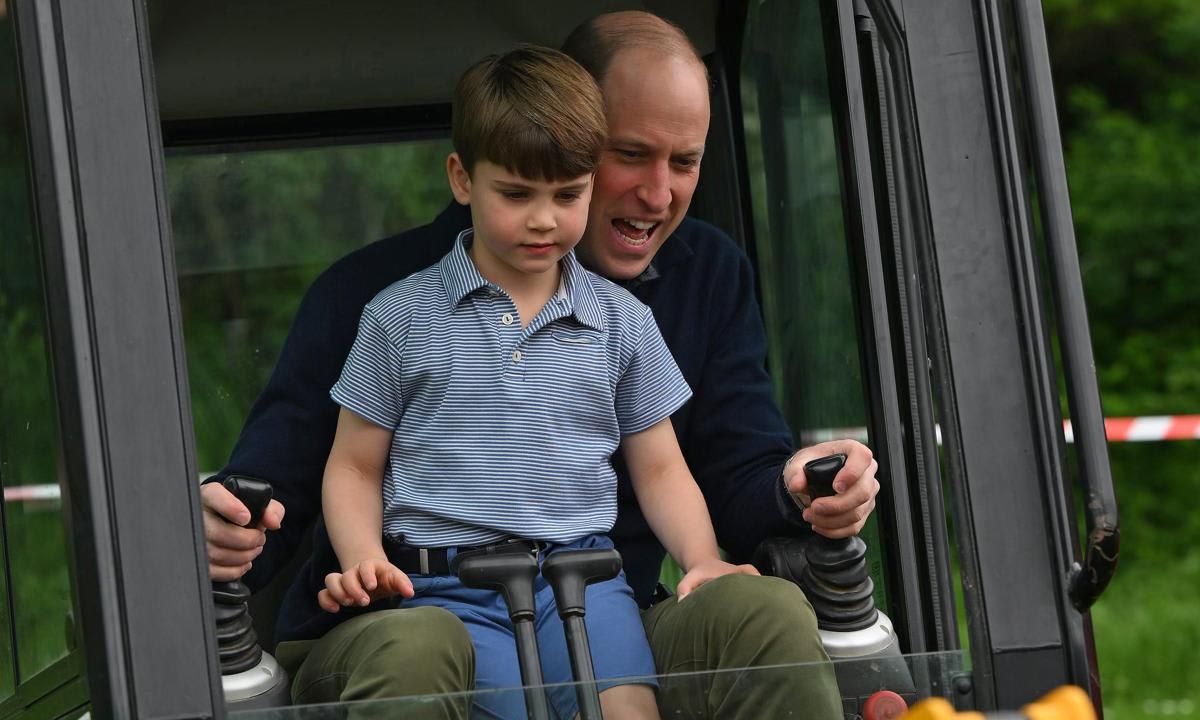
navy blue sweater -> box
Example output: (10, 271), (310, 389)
(214, 202), (809, 643)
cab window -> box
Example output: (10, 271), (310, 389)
(739, 0), (885, 607)
(0, 10), (85, 717)
(167, 139), (452, 469)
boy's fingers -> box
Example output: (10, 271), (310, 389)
(322, 573), (348, 605)
(360, 564), (379, 593)
(675, 577), (694, 600)
(340, 570), (369, 606)
(386, 567), (415, 599)
(317, 588), (341, 613)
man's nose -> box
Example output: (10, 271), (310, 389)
(635, 162), (672, 212)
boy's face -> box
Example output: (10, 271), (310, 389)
(448, 155), (593, 286)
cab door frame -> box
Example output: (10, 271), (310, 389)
(12, 0), (221, 717)
(825, 0), (1112, 707)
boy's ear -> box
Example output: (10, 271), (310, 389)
(446, 153), (472, 205)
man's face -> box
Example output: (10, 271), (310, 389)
(576, 48), (711, 281)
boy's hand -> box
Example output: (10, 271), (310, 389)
(318, 559), (414, 613)
(201, 481), (285, 581)
(676, 559), (760, 600)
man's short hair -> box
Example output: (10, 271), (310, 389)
(561, 10), (707, 86)
(452, 45), (606, 181)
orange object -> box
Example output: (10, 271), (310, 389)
(900, 686), (1095, 720)
(901, 697), (984, 720)
(1023, 686), (1096, 720)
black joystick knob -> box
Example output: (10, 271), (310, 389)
(800, 454), (879, 632)
(213, 475), (272, 675)
(803, 453), (846, 501)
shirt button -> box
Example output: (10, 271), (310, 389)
(501, 313), (514, 326)
(512, 350), (523, 363)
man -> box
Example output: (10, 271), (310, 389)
(203, 11), (879, 719)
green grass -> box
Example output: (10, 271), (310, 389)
(1092, 555), (1200, 719)
(1089, 442), (1200, 720)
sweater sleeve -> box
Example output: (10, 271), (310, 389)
(206, 266), (367, 591)
(682, 245), (810, 562)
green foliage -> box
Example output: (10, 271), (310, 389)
(1065, 103), (1200, 414)
(1045, 0), (1200, 714)
(166, 142), (452, 469)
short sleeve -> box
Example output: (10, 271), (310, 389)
(614, 307), (693, 435)
(330, 306), (404, 429)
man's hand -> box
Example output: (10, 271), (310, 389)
(318, 559), (414, 613)
(676, 558), (760, 600)
(783, 440), (879, 539)
(201, 481), (285, 581)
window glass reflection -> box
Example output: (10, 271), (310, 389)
(166, 140), (452, 470)
(740, 1), (887, 610)
(225, 651), (967, 719)
(0, 8), (74, 685)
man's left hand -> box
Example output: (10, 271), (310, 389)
(783, 440), (879, 538)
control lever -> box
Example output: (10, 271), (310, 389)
(453, 551), (551, 720)
(214, 476), (289, 708)
(801, 454), (878, 629)
(541, 548), (622, 720)
(798, 454), (915, 708)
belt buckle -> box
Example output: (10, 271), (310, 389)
(418, 548), (430, 575)
(497, 537), (539, 561)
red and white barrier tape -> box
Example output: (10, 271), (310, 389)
(5, 415), (1199, 504)
(1066, 414), (1200, 443)
(801, 415), (1200, 445)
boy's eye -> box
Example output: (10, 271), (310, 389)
(501, 191), (528, 200)
(557, 192), (582, 202)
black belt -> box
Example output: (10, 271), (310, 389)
(383, 534), (546, 575)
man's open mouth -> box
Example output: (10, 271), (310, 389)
(613, 218), (659, 247)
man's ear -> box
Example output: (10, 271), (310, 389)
(446, 153), (472, 205)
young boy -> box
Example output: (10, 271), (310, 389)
(318, 46), (758, 719)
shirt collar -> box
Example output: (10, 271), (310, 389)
(438, 229), (605, 331)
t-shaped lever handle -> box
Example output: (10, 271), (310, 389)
(453, 550), (549, 720)
(541, 548), (622, 720)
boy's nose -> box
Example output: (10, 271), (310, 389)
(527, 205), (558, 232)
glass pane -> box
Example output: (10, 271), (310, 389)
(227, 651), (967, 719)
(165, 140), (452, 471)
(739, 2), (888, 610)
(0, 8), (74, 685)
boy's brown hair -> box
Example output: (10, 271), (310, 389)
(452, 45), (606, 181)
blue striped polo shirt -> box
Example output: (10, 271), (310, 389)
(330, 229), (692, 547)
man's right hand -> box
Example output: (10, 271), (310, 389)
(202, 481), (285, 581)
